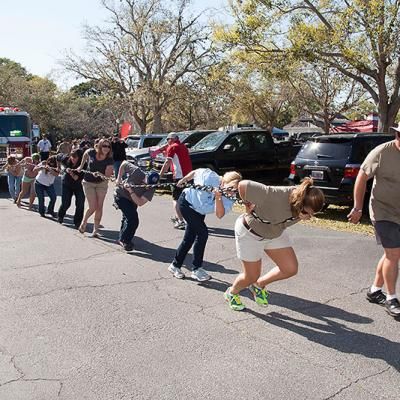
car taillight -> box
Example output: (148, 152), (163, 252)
(344, 164), (360, 178)
(290, 162), (296, 175)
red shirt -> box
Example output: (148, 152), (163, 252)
(166, 140), (192, 179)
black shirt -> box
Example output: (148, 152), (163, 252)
(111, 141), (128, 161)
(58, 155), (84, 189)
(84, 149), (114, 183)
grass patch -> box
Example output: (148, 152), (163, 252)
(233, 204), (374, 236)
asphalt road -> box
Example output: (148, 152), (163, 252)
(0, 185), (399, 400)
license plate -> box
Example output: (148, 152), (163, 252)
(311, 170), (324, 180)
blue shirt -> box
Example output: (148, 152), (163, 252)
(183, 168), (234, 215)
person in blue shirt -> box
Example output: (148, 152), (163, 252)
(168, 168), (242, 281)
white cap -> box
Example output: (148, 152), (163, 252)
(390, 125), (400, 132)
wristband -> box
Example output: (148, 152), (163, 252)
(352, 208), (362, 213)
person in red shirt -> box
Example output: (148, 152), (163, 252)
(160, 133), (193, 229)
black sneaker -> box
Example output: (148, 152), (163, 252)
(385, 298), (400, 318)
(118, 241), (134, 252)
(366, 289), (386, 305)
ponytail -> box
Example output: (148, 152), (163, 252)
(289, 177), (325, 216)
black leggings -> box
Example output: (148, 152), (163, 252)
(173, 194), (208, 270)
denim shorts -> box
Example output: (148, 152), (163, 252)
(373, 221), (400, 249)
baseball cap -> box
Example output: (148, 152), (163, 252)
(146, 171), (160, 184)
(391, 125), (400, 133)
(166, 132), (178, 140)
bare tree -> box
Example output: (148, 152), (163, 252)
(288, 65), (366, 133)
(64, 0), (214, 133)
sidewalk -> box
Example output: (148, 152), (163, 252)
(0, 192), (398, 400)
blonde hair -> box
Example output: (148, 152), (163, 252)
(95, 138), (113, 159)
(289, 177), (325, 216)
(222, 171), (242, 187)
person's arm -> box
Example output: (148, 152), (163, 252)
(105, 164), (114, 178)
(115, 161), (129, 184)
(124, 184), (149, 207)
(214, 190), (225, 219)
(347, 171), (369, 224)
(77, 150), (90, 171)
(48, 166), (59, 177)
(238, 180), (256, 214)
(159, 158), (172, 177)
(177, 170), (196, 187)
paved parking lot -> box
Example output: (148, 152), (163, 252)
(0, 188), (399, 399)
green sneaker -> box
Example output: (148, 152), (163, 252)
(224, 288), (245, 311)
(249, 284), (269, 306)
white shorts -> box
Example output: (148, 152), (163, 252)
(235, 215), (292, 262)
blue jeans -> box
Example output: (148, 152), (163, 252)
(114, 196), (139, 244)
(173, 194), (208, 270)
(35, 181), (57, 216)
(114, 161), (123, 178)
(58, 183), (85, 227)
(7, 173), (22, 200)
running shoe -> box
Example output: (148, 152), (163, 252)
(366, 289), (386, 305)
(191, 268), (211, 282)
(168, 263), (185, 279)
(249, 284), (269, 307)
(385, 298), (400, 318)
(117, 241), (134, 252)
(174, 220), (186, 230)
(224, 288), (245, 311)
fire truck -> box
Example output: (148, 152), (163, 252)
(0, 107), (32, 176)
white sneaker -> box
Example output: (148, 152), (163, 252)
(173, 220), (186, 230)
(168, 264), (185, 279)
(191, 268), (211, 282)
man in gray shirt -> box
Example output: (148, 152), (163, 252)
(348, 127), (400, 318)
(114, 161), (158, 251)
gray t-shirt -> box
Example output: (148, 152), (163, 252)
(243, 182), (298, 239)
(361, 140), (400, 224)
(84, 149), (114, 183)
(114, 162), (155, 203)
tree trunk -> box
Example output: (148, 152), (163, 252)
(378, 102), (399, 133)
(152, 104), (163, 133)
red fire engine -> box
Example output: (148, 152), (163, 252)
(0, 107), (32, 175)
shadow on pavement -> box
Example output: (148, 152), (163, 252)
(96, 234), (236, 275)
(246, 292), (400, 371)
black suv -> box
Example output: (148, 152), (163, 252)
(189, 127), (301, 180)
(287, 133), (395, 208)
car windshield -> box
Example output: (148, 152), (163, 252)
(157, 133), (188, 147)
(297, 139), (353, 160)
(191, 132), (229, 151)
(126, 137), (140, 148)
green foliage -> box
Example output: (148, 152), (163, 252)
(219, 0), (400, 132)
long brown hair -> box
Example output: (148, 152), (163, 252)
(95, 138), (113, 159)
(289, 177), (325, 216)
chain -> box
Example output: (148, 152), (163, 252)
(75, 169), (116, 182)
(120, 181), (244, 204)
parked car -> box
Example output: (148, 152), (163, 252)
(151, 130), (216, 170)
(287, 132), (395, 209)
(125, 134), (166, 149)
(125, 134), (167, 167)
(186, 127), (301, 180)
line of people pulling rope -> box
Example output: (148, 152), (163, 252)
(4, 133), (400, 317)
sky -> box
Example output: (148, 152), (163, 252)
(0, 0), (230, 87)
